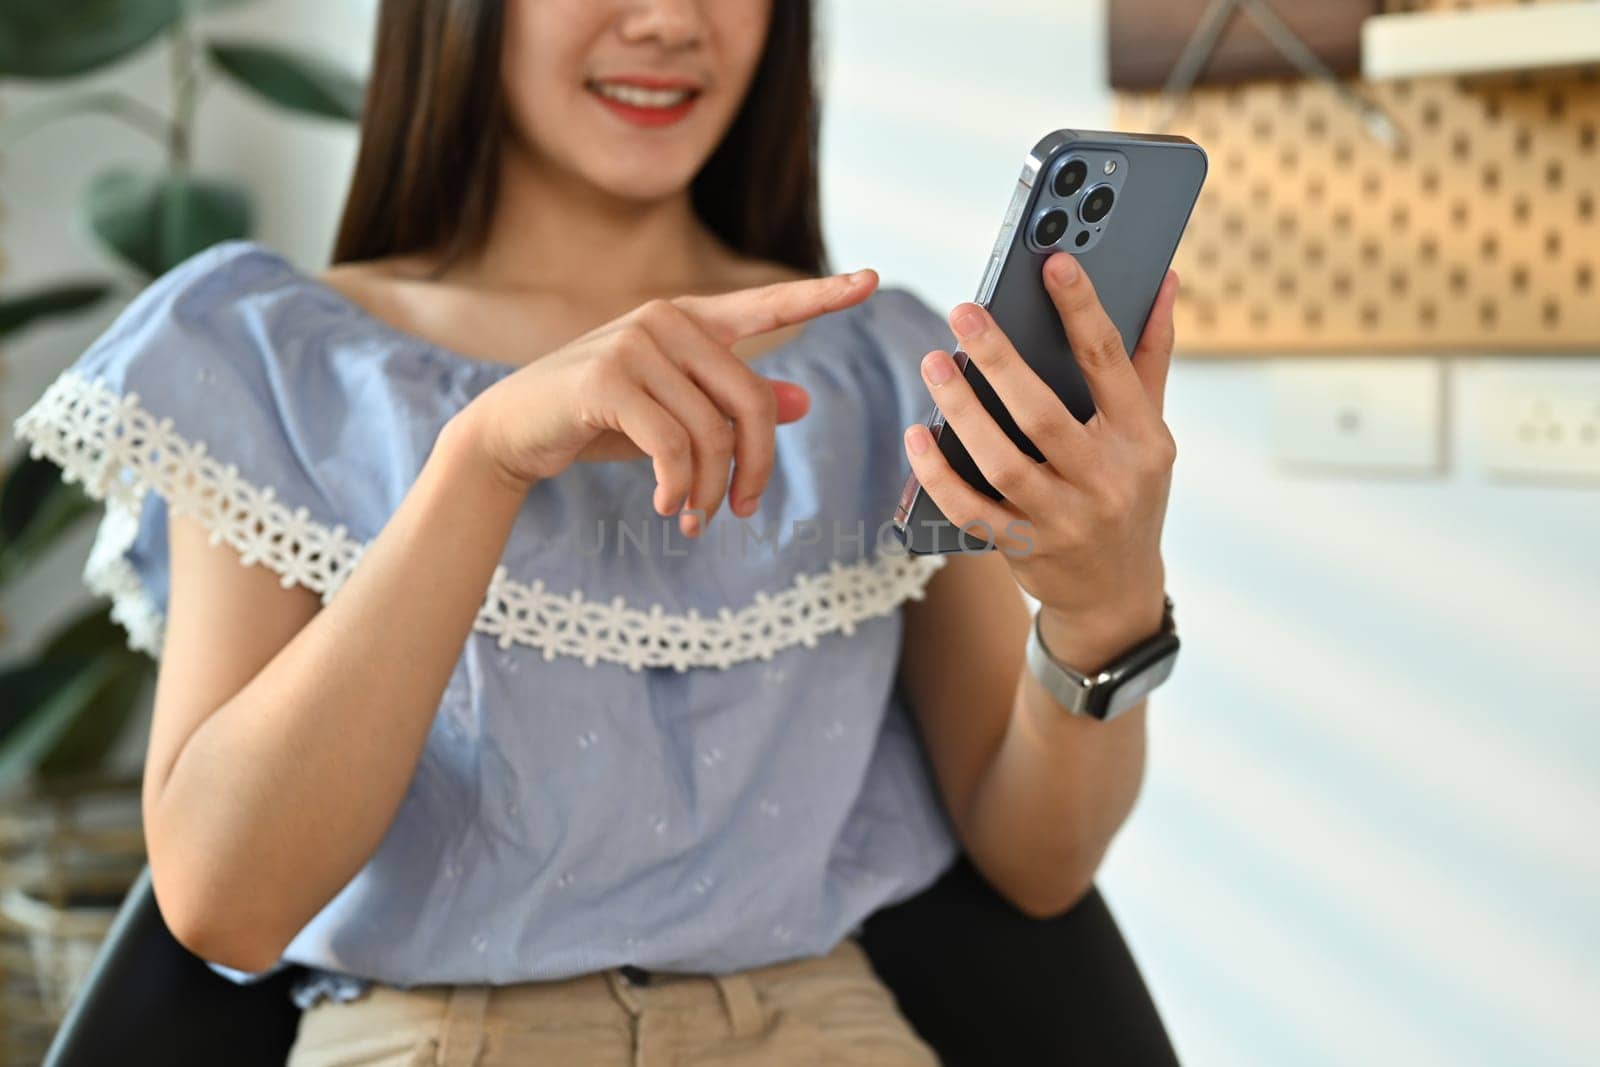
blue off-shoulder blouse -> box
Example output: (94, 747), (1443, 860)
(13, 240), (963, 1008)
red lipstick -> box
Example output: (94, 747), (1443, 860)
(586, 75), (702, 129)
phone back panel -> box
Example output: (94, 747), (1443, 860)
(894, 130), (1208, 554)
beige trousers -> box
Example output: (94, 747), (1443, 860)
(284, 936), (940, 1066)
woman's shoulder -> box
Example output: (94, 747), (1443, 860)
(837, 282), (954, 399)
(119, 237), (451, 349)
(45, 241), (275, 396)
(71, 240), (338, 377)
(857, 283), (951, 346)
(10, 241), (392, 657)
(14, 239), (443, 521)
(72, 239), (477, 407)
(134, 237), (303, 315)
(18, 239), (369, 459)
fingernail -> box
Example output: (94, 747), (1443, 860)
(733, 494), (755, 516)
(952, 305), (986, 340)
(848, 269), (872, 283)
(1053, 255), (1080, 283)
(905, 425), (930, 456)
(922, 351), (954, 385)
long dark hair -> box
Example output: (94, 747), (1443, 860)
(331, 0), (828, 277)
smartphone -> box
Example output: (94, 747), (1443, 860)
(891, 129), (1208, 555)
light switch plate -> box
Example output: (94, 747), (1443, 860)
(1268, 357), (1445, 475)
(1473, 361), (1600, 484)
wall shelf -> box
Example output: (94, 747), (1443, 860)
(1363, 1), (1600, 80)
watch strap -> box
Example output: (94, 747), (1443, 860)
(1025, 595), (1178, 721)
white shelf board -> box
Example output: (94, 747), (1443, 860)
(1362, 1), (1600, 80)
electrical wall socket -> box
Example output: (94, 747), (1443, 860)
(1475, 363), (1600, 484)
(1268, 358), (1445, 475)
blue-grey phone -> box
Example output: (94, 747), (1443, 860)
(891, 129), (1208, 555)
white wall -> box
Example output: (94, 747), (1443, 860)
(5, 1), (1597, 1063)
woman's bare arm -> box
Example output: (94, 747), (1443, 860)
(144, 409), (528, 971)
(898, 552), (1151, 919)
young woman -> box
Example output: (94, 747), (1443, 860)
(16, 1), (1182, 1063)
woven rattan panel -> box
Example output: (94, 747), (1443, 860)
(1113, 0), (1600, 354)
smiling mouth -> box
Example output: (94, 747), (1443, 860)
(584, 79), (701, 110)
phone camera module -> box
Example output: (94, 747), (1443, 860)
(1080, 184), (1116, 225)
(1052, 158), (1089, 199)
(1034, 209), (1069, 247)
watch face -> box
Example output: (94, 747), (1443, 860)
(1086, 635), (1181, 720)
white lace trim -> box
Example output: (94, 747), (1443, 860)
(13, 370), (947, 671)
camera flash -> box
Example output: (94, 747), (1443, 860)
(1104, 160), (1117, 175)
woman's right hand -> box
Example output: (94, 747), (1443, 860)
(459, 268), (879, 536)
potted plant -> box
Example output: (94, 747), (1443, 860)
(0, 0), (363, 1033)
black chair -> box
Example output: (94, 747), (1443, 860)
(43, 857), (1178, 1066)
(859, 854), (1181, 1066)
(41, 866), (304, 1067)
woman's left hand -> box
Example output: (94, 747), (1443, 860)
(902, 252), (1178, 651)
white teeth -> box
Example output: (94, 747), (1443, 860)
(589, 81), (695, 109)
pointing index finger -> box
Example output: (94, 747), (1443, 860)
(675, 269), (879, 346)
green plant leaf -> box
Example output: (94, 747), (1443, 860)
(0, 660), (83, 742)
(83, 168), (253, 278)
(0, 0), (183, 80)
(0, 607), (153, 783)
(0, 656), (119, 790)
(207, 41), (364, 122)
(0, 280), (113, 340)
(0, 455), (96, 587)
(35, 655), (149, 777)
(0, 91), (172, 154)
(37, 602), (135, 662)
(1, 452), (70, 542)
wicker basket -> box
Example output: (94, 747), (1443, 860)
(0, 770), (145, 1065)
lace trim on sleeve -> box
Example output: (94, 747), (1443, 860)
(13, 369), (947, 671)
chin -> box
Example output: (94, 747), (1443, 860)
(574, 143), (712, 202)
(601, 173), (699, 205)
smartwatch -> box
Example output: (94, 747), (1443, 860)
(1024, 595), (1179, 721)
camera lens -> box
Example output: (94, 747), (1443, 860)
(1080, 185), (1115, 225)
(1033, 209), (1069, 246)
(1052, 159), (1088, 199)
